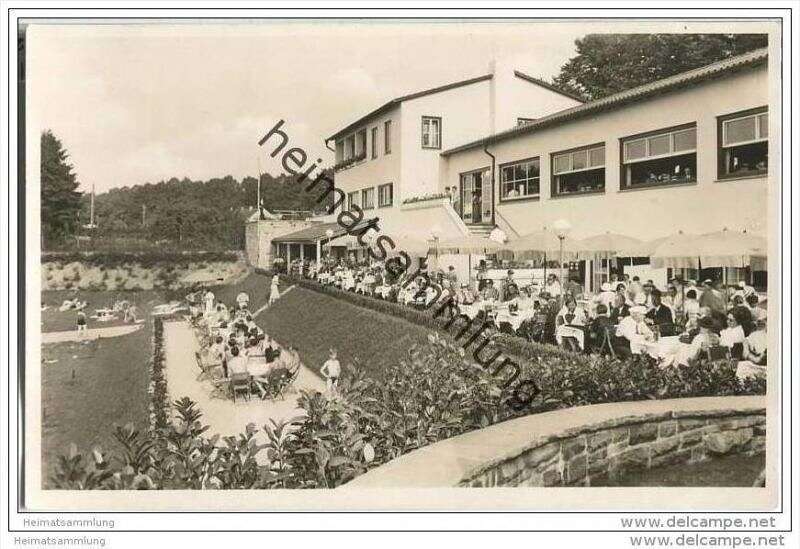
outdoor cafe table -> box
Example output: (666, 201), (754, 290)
(634, 335), (689, 363)
(247, 355), (275, 378)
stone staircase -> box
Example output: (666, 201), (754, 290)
(466, 223), (496, 237)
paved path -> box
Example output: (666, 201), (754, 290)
(249, 284), (296, 318)
(41, 323), (144, 344)
(162, 320), (325, 464)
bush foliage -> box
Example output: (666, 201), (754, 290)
(52, 310), (764, 490)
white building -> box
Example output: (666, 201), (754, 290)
(325, 61), (583, 239)
(251, 49), (771, 287)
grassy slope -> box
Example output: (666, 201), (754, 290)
(255, 286), (432, 381)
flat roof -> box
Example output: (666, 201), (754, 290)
(441, 48), (768, 156)
(272, 218), (378, 244)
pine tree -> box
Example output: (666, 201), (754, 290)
(41, 130), (82, 245)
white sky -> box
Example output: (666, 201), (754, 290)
(26, 20), (587, 193)
(26, 19), (759, 193)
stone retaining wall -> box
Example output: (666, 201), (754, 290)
(462, 409), (766, 487)
(342, 396), (766, 489)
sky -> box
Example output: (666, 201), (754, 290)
(26, 20), (596, 193)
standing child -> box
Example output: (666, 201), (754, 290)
(320, 348), (341, 392)
(76, 310), (88, 339)
(269, 275), (281, 306)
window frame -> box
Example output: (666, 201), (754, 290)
(421, 116), (442, 150)
(347, 191), (360, 210)
(378, 183), (394, 208)
(370, 126), (378, 160)
(384, 120), (392, 154)
(361, 187), (375, 210)
(717, 106), (768, 181)
(498, 156), (541, 203)
(619, 123), (698, 191)
(550, 142), (606, 198)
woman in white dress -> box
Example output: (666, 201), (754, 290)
(269, 276), (281, 306)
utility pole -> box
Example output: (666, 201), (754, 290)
(142, 204), (146, 227)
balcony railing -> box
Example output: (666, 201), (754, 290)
(334, 151), (367, 172)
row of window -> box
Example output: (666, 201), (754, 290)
(336, 120), (393, 166)
(493, 107), (768, 202)
(346, 183), (394, 210)
(335, 115), (445, 168)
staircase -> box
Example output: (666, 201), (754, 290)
(466, 223), (496, 237)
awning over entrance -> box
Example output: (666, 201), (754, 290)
(272, 218), (378, 245)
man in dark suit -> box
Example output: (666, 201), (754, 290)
(646, 289), (675, 334)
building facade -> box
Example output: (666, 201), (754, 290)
(440, 49), (770, 242)
(325, 62), (583, 239)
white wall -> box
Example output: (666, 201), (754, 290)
(399, 79), (493, 203)
(492, 63), (583, 132)
(442, 65), (769, 241)
(333, 105), (402, 215)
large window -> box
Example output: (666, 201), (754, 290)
(718, 107), (768, 179)
(347, 191), (360, 210)
(621, 125), (697, 189)
(499, 157), (540, 201)
(371, 127), (378, 159)
(378, 183), (394, 207)
(356, 129), (367, 159)
(361, 187), (375, 210)
(384, 120), (392, 154)
(421, 116), (442, 149)
(335, 140), (344, 163)
(551, 144), (605, 196)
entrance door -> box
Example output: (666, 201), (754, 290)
(460, 169), (491, 225)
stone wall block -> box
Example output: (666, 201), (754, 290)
(561, 436), (588, 461)
(629, 422), (659, 445)
(658, 421), (677, 438)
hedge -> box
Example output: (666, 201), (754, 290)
(41, 250), (241, 269)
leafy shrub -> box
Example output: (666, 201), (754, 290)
(52, 290), (765, 491)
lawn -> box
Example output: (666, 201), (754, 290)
(40, 309), (153, 488)
(255, 285), (433, 380)
(39, 271), (281, 487)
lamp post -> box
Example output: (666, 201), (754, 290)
(323, 228), (334, 265)
(553, 219), (572, 301)
(430, 224), (442, 271)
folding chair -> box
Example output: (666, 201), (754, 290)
(230, 372), (252, 402)
(194, 351), (216, 382)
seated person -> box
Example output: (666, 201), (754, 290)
(588, 304), (615, 352)
(263, 336), (280, 363)
(480, 279), (500, 301)
(227, 346), (248, 376)
(736, 316), (767, 380)
(720, 311), (747, 359)
(616, 305), (655, 354)
(246, 337), (264, 358)
(676, 316), (721, 367)
(609, 293), (630, 324)
(556, 295), (587, 327)
(684, 289), (701, 322)
(645, 289), (675, 335)
(595, 282), (617, 310)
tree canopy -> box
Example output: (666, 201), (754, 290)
(552, 34), (768, 101)
(41, 130), (82, 244)
(74, 171), (334, 250)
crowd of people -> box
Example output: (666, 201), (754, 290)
(186, 285), (342, 399)
(296, 255), (768, 381)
